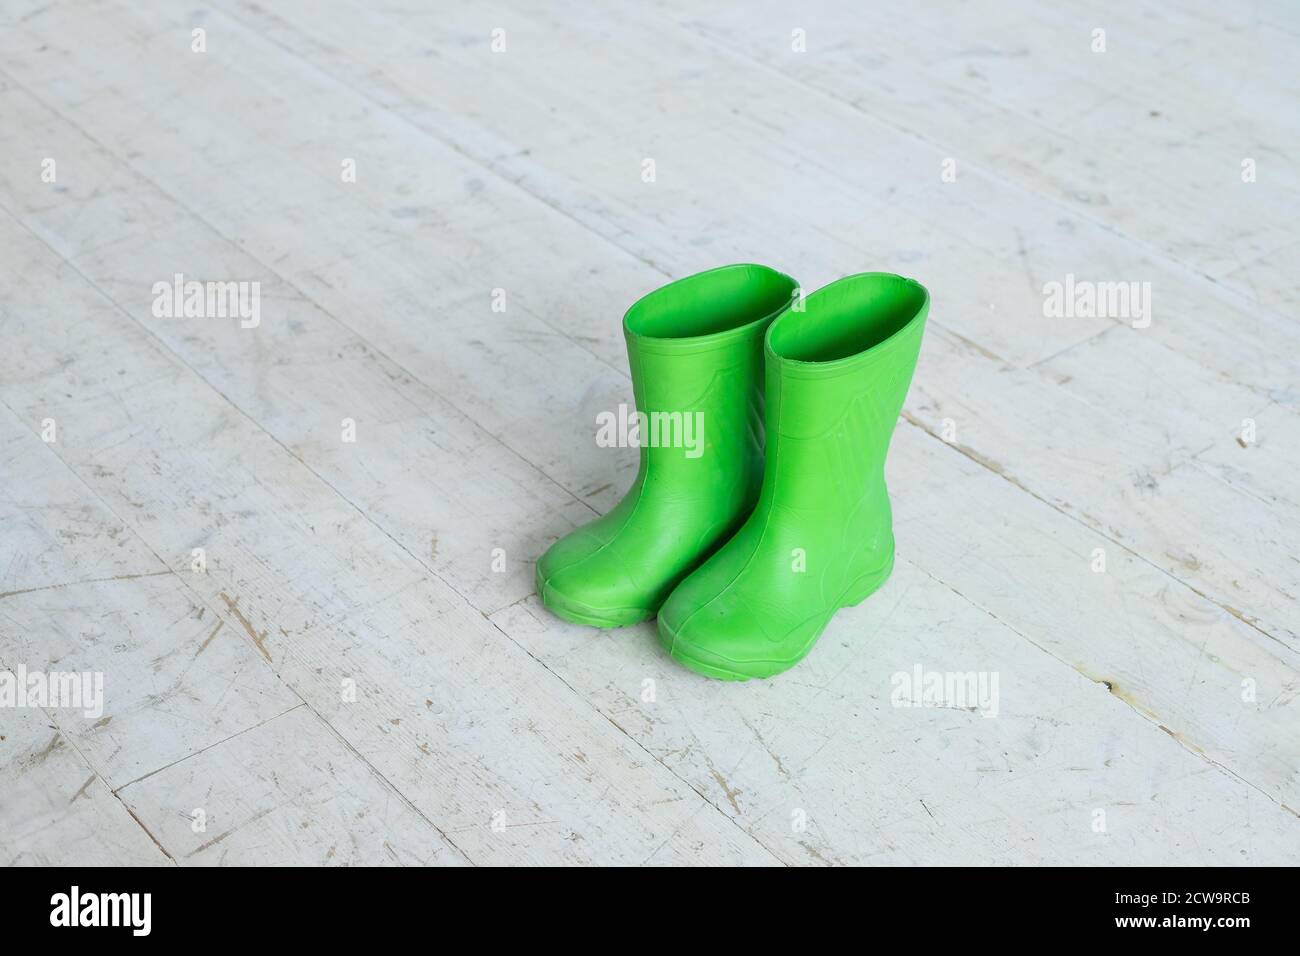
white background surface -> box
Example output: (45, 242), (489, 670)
(1, 0), (1297, 865)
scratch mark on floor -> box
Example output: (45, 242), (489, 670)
(0, 569), (171, 600)
(799, 841), (840, 866)
(740, 716), (789, 779)
(709, 767), (743, 815)
(70, 774), (96, 803)
(218, 592), (273, 662)
(33, 732), (63, 763)
(186, 805), (277, 857)
(195, 620), (223, 656)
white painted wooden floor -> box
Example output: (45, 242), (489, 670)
(2, 0), (1298, 866)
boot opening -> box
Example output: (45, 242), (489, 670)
(624, 264), (798, 339)
(769, 273), (927, 363)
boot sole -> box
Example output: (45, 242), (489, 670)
(661, 550), (895, 681)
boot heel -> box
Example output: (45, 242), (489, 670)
(840, 549), (895, 607)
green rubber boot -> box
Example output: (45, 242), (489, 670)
(536, 264), (800, 628)
(658, 273), (929, 679)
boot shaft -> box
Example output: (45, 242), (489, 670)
(621, 265), (799, 500)
(760, 273), (929, 522)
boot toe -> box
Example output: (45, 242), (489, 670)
(659, 591), (815, 680)
(536, 540), (656, 628)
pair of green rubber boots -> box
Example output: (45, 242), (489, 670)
(536, 265), (929, 681)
